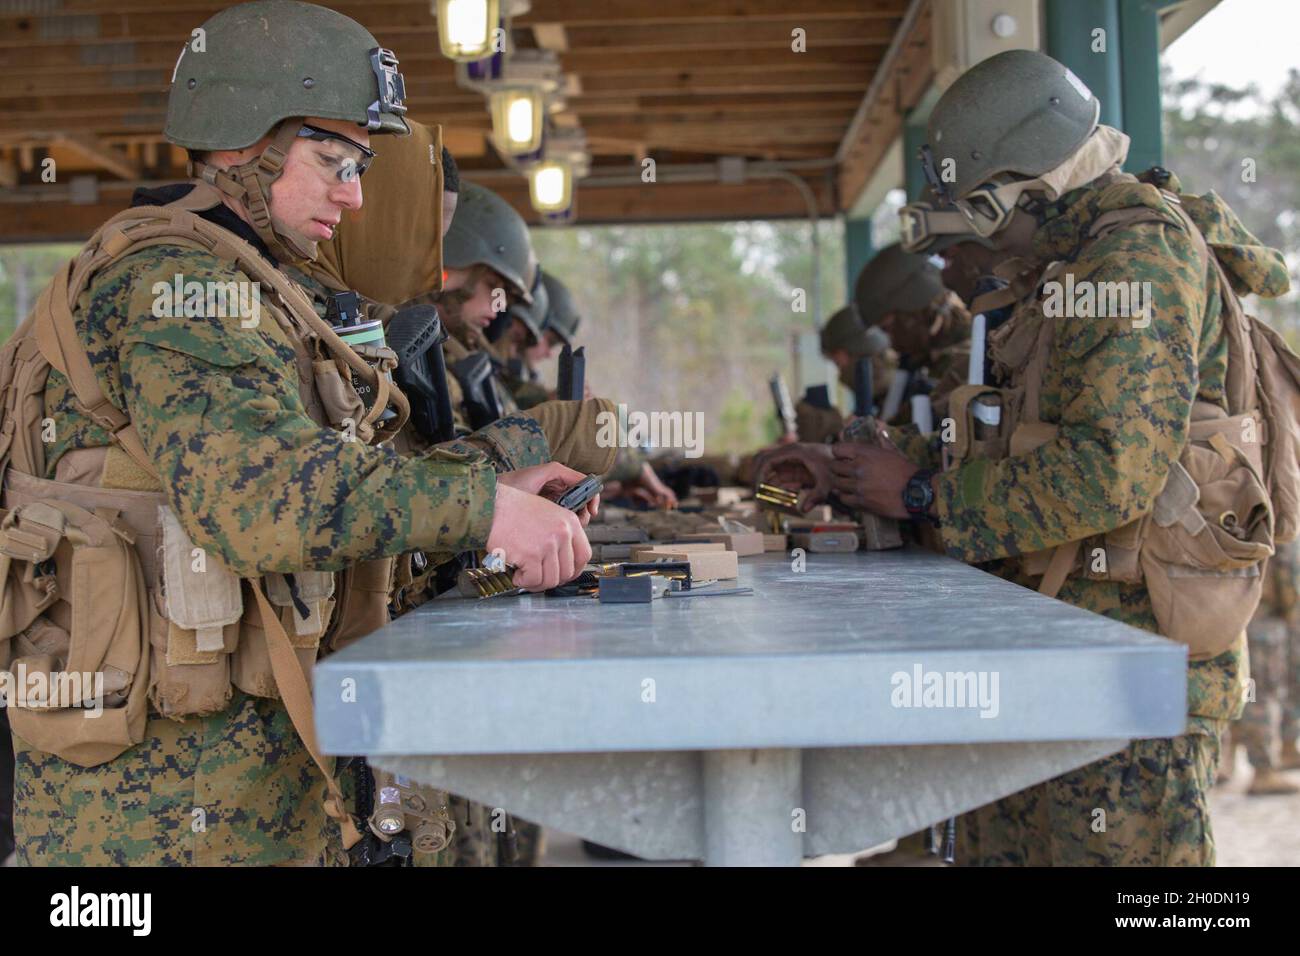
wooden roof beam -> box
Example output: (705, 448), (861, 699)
(4, 0), (906, 29)
(46, 132), (141, 180)
(836, 0), (933, 210)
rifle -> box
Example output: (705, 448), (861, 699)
(387, 304), (455, 444)
(556, 344), (586, 401)
(448, 351), (504, 430)
(769, 373), (797, 436)
(852, 355), (875, 418)
(803, 384), (832, 410)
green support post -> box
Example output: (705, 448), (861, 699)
(1045, 0), (1165, 173)
(1045, 0), (1124, 130)
(1118, 0), (1163, 172)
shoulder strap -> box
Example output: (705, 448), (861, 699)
(1163, 200), (1257, 417)
(251, 583), (362, 851)
(1086, 205), (1179, 242)
(32, 258), (159, 478)
(31, 184), (408, 478)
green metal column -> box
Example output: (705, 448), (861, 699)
(843, 216), (874, 296)
(1045, 0), (1165, 173)
(1045, 0), (1123, 130)
(1118, 0), (1163, 172)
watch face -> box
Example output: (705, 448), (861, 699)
(904, 473), (932, 512)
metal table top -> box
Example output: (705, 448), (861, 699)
(315, 548), (1187, 756)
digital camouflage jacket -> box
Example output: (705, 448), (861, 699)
(929, 178), (1288, 725)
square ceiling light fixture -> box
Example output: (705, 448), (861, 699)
(526, 127), (590, 217)
(489, 85), (546, 156)
(433, 0), (500, 62)
(458, 45), (562, 160)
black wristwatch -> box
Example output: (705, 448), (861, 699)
(902, 469), (939, 526)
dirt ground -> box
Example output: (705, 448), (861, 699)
(1206, 748), (1300, 867)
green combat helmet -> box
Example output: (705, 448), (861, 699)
(443, 181), (539, 304)
(920, 49), (1099, 236)
(819, 305), (889, 359)
(540, 273), (582, 348)
(165, 0), (410, 264)
(854, 243), (946, 327)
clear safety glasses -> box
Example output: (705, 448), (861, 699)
(296, 124), (376, 184)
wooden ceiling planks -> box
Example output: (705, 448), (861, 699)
(0, 0), (924, 236)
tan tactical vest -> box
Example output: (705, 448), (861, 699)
(946, 193), (1300, 660)
(0, 184), (410, 846)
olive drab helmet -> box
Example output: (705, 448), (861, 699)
(165, 0), (410, 264)
(920, 49), (1100, 237)
(853, 243), (946, 327)
(818, 305), (889, 359)
(540, 273), (581, 348)
(442, 181), (539, 305)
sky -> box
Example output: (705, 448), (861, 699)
(1163, 0), (1300, 97)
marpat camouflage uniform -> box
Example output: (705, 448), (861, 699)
(909, 178), (1280, 865)
(13, 230), (521, 866)
(283, 269), (557, 869)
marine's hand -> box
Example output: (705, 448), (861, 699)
(752, 442), (833, 512)
(498, 461), (600, 525)
(828, 442), (915, 519)
(629, 462), (678, 509)
(498, 461), (586, 496)
(485, 483), (592, 591)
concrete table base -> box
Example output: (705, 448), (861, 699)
(375, 739), (1125, 866)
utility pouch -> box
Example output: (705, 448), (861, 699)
(946, 384), (1008, 466)
(0, 499), (149, 766)
(313, 358), (368, 439)
(265, 570), (335, 647)
(231, 580), (321, 700)
(151, 505), (239, 718)
(1139, 419), (1273, 660)
(324, 558), (393, 653)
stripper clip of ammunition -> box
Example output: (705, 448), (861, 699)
(456, 566), (526, 599)
(755, 482), (802, 514)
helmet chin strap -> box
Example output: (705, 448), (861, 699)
(190, 120), (317, 266)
